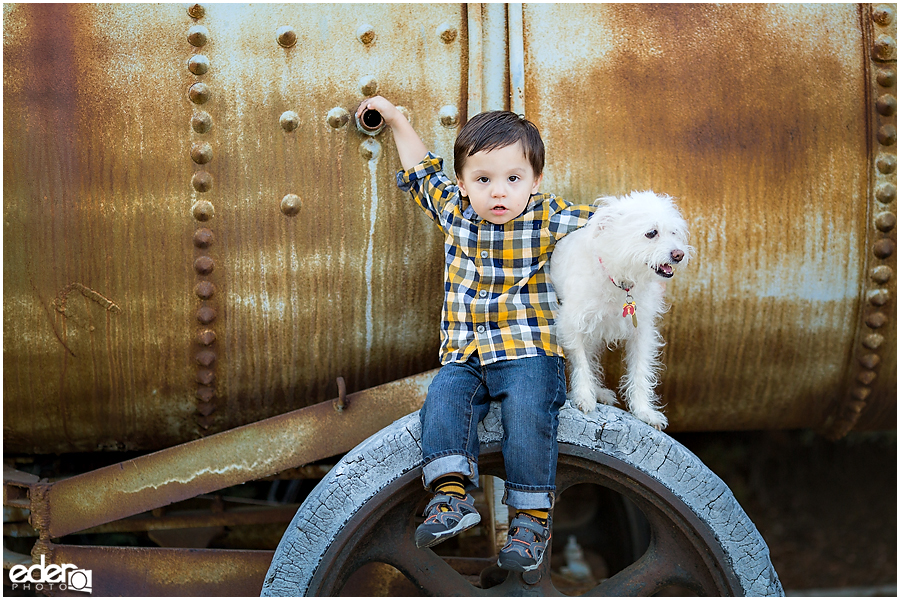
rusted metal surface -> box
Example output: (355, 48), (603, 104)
(825, 3), (897, 438)
(522, 3), (895, 432)
(44, 543), (274, 597)
(1, 3), (894, 452)
(5, 503), (299, 538)
(3, 3), (462, 453)
(27, 369), (434, 539)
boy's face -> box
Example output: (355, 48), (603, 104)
(456, 142), (543, 225)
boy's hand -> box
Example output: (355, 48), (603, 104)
(356, 96), (404, 128)
(357, 96), (428, 171)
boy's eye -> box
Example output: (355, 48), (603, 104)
(477, 177), (490, 183)
(508, 175), (520, 182)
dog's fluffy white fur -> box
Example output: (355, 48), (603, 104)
(550, 191), (692, 430)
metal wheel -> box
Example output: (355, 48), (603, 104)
(262, 404), (783, 596)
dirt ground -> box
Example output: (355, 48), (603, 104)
(673, 428), (897, 594)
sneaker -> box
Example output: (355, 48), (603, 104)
(415, 493), (482, 549)
(497, 512), (551, 572)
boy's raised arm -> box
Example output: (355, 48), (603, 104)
(356, 96), (429, 171)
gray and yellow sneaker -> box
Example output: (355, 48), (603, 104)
(497, 512), (552, 572)
(415, 493), (482, 549)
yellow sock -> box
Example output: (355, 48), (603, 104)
(433, 474), (466, 500)
(519, 508), (549, 525)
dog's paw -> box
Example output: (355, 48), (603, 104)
(570, 394), (598, 414)
(597, 388), (618, 406)
(631, 406), (668, 431)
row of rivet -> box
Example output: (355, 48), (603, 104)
(188, 4), (217, 431)
(831, 4), (897, 439)
(274, 26), (303, 217)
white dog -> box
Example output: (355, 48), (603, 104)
(550, 191), (692, 430)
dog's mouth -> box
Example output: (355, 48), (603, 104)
(653, 263), (675, 278)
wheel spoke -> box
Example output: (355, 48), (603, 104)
(392, 542), (482, 596)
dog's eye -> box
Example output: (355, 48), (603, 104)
(645, 230), (658, 239)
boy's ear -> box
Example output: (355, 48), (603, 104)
(456, 177), (468, 198)
(531, 173), (544, 194)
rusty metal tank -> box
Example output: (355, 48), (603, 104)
(3, 3), (896, 455)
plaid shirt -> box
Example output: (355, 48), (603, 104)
(397, 152), (596, 365)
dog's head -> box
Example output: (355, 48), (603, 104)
(590, 191), (693, 281)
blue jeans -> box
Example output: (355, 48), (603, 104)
(419, 353), (567, 510)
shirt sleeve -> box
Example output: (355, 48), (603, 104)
(396, 152), (458, 226)
(546, 196), (597, 241)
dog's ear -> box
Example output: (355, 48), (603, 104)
(590, 198), (618, 237)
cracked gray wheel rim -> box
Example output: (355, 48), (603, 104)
(262, 403), (784, 596)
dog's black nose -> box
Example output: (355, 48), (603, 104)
(671, 249), (684, 263)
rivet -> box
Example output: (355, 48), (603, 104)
(871, 265), (893, 283)
(876, 182), (897, 203)
(851, 386), (872, 402)
(857, 370), (878, 385)
(439, 105), (460, 127)
(197, 305), (217, 325)
(874, 35), (897, 61)
(876, 69), (897, 88)
(280, 111), (300, 132)
(197, 401), (216, 416)
(875, 211), (896, 232)
(866, 311), (887, 329)
(196, 349), (216, 367)
(326, 107), (350, 129)
(194, 280), (216, 300)
(191, 142), (213, 165)
(863, 333), (885, 350)
(189, 82), (211, 105)
(196, 368), (215, 385)
(357, 24), (376, 45)
(874, 5), (895, 26)
(192, 200), (215, 222)
(197, 329), (217, 346)
(276, 25), (297, 48)
(355, 106), (385, 136)
(194, 256), (215, 275)
(360, 138), (382, 160)
(188, 25), (209, 48)
(188, 55), (210, 76)
(192, 171), (213, 193)
(281, 194), (302, 216)
(867, 288), (890, 306)
(873, 238), (895, 258)
(859, 354), (881, 370)
(877, 124), (897, 147)
(876, 94), (897, 116)
(876, 154), (896, 174)
(437, 23), (458, 44)
(193, 228), (214, 248)
(196, 386), (216, 403)
(359, 75), (378, 97)
(192, 111), (212, 134)
(188, 4), (205, 19)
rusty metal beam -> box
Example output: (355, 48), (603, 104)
(42, 544), (273, 597)
(31, 370), (435, 540)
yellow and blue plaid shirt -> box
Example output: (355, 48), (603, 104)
(397, 152), (596, 365)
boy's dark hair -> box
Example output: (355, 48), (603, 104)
(453, 111), (545, 178)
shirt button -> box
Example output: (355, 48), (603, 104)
(480, 250), (488, 258)
(479, 290), (488, 298)
(477, 325), (486, 334)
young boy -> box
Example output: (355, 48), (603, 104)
(357, 97), (595, 572)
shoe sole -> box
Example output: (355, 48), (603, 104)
(415, 512), (481, 549)
(497, 554), (543, 572)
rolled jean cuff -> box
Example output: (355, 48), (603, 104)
(421, 454), (479, 490)
(503, 487), (555, 510)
